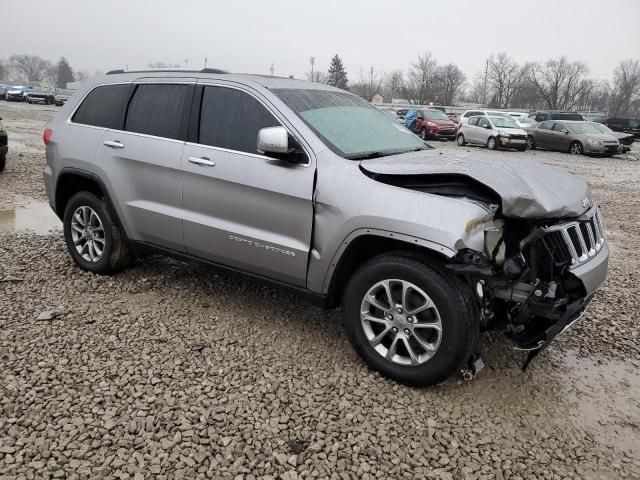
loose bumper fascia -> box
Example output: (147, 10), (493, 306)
(568, 240), (609, 296)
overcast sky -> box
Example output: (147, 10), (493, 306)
(2, 0), (639, 82)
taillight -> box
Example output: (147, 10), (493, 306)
(43, 128), (53, 145)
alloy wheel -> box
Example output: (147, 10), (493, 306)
(360, 279), (442, 366)
(487, 138), (496, 150)
(570, 143), (583, 155)
(70, 206), (106, 263)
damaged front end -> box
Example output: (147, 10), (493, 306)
(448, 206), (608, 370)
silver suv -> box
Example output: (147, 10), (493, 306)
(44, 70), (609, 386)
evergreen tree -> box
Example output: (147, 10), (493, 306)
(327, 55), (348, 90)
(56, 57), (74, 88)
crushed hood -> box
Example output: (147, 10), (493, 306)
(361, 149), (593, 219)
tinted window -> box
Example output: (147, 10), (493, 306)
(550, 113), (584, 121)
(72, 84), (131, 129)
(199, 86), (280, 154)
(125, 84), (189, 140)
(535, 113), (547, 122)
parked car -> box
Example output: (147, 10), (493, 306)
(526, 120), (619, 155)
(377, 106), (403, 124)
(528, 111), (585, 122)
(26, 87), (56, 105)
(54, 88), (75, 106)
(457, 115), (528, 151)
(592, 116), (640, 139)
(514, 117), (537, 128)
(446, 112), (459, 125)
(507, 112), (528, 119)
(458, 109), (510, 126)
(395, 107), (410, 120)
(5, 85), (31, 102)
(588, 122), (634, 152)
(43, 70), (608, 386)
(0, 117), (7, 173)
(407, 108), (458, 140)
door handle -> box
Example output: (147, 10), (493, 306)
(104, 140), (124, 149)
(188, 156), (216, 167)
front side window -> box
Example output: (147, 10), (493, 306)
(124, 84), (189, 140)
(552, 122), (569, 133)
(72, 84), (131, 129)
(272, 88), (425, 158)
(199, 86), (280, 154)
(468, 117), (479, 126)
(535, 113), (547, 122)
(477, 117), (490, 128)
(629, 119), (640, 128)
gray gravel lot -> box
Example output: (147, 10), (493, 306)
(0, 101), (638, 479)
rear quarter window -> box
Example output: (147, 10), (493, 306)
(72, 84), (132, 129)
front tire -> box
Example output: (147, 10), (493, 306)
(569, 141), (583, 155)
(527, 136), (536, 150)
(0, 154), (5, 173)
(342, 254), (478, 387)
(419, 129), (427, 141)
(63, 192), (132, 274)
(456, 133), (466, 146)
(487, 137), (497, 150)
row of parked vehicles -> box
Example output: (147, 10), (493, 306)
(0, 84), (75, 106)
(379, 105), (638, 156)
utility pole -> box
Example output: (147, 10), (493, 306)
(482, 59), (489, 106)
(270, 63), (274, 77)
(184, 59), (189, 69)
(310, 57), (315, 81)
(204, 57), (208, 69)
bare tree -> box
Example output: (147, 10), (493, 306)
(382, 69), (406, 102)
(434, 63), (466, 105)
(530, 56), (594, 110)
(305, 70), (327, 83)
(403, 52), (437, 104)
(486, 53), (523, 108)
(10, 54), (52, 82)
(350, 67), (383, 102)
(607, 59), (640, 116)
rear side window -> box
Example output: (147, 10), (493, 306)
(538, 121), (553, 130)
(72, 84), (131, 129)
(125, 84), (189, 140)
(535, 113), (547, 122)
(477, 117), (489, 128)
(550, 113), (584, 121)
(199, 86), (280, 154)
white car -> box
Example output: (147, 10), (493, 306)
(458, 109), (511, 126)
(456, 115), (528, 151)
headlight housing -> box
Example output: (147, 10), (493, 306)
(497, 130), (510, 137)
(587, 138), (603, 147)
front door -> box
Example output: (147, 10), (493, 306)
(181, 84), (315, 286)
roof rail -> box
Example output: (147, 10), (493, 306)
(106, 68), (229, 75)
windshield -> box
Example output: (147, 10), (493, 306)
(566, 123), (600, 134)
(518, 118), (536, 124)
(273, 88), (425, 158)
(489, 116), (519, 128)
(551, 113), (584, 121)
(589, 123), (610, 133)
(630, 119), (640, 128)
(424, 110), (449, 120)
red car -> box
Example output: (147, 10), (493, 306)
(411, 109), (458, 141)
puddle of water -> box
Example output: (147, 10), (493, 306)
(0, 201), (61, 235)
(560, 350), (640, 458)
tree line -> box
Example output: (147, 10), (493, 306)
(0, 54), (80, 88)
(311, 52), (640, 116)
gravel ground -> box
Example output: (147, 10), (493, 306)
(0, 101), (638, 480)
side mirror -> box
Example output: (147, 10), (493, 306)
(486, 124), (492, 129)
(257, 126), (289, 155)
(565, 131), (569, 135)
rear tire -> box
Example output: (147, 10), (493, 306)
(569, 141), (583, 155)
(63, 192), (132, 274)
(342, 254), (479, 387)
(420, 129), (427, 141)
(0, 154), (5, 173)
(456, 133), (466, 146)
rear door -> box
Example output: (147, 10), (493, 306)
(181, 83), (315, 286)
(93, 80), (194, 251)
(534, 121), (554, 148)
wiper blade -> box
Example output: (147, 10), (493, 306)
(345, 151), (387, 160)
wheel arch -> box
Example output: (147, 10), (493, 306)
(323, 230), (454, 308)
(54, 169), (129, 242)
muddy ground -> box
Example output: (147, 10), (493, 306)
(0, 101), (638, 480)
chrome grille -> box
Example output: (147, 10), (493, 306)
(542, 207), (605, 267)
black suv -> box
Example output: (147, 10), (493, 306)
(593, 117), (640, 139)
(528, 111), (585, 122)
